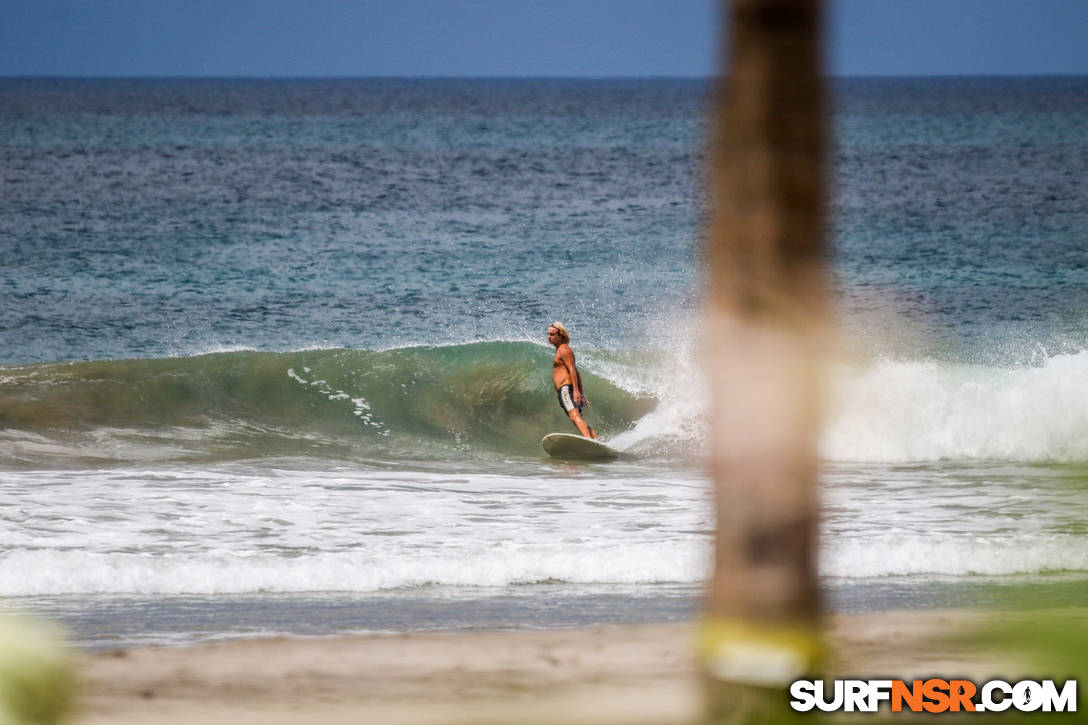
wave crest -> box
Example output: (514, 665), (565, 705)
(0, 342), (655, 465)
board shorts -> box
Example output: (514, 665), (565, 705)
(557, 384), (584, 415)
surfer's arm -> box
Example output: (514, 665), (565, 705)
(558, 346), (585, 404)
(562, 349), (588, 406)
(574, 369), (589, 406)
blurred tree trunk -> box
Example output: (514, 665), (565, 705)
(702, 0), (827, 721)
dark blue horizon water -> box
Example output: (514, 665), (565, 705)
(3, 76), (1087, 367)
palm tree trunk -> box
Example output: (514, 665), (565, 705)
(702, 0), (828, 721)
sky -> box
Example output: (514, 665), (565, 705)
(1, 0), (1087, 78)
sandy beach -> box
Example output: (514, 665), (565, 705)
(70, 609), (1044, 725)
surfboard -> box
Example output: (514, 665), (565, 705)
(541, 433), (619, 460)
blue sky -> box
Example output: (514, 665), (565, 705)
(2, 0), (1086, 77)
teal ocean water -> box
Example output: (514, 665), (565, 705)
(2, 78), (1087, 646)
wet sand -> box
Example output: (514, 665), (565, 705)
(73, 610), (1040, 725)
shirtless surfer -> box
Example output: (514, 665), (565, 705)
(547, 322), (598, 439)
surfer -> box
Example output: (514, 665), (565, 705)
(547, 322), (598, 439)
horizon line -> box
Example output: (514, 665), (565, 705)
(3, 72), (1087, 81)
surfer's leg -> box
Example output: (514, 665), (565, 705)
(578, 410), (598, 439)
(559, 385), (596, 439)
(567, 409), (594, 439)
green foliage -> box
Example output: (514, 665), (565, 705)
(0, 615), (74, 725)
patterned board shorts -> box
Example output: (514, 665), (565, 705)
(557, 384), (584, 414)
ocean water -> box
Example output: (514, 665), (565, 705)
(2, 77), (1087, 646)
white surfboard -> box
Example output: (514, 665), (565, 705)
(541, 433), (619, 460)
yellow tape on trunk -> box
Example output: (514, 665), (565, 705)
(698, 617), (823, 687)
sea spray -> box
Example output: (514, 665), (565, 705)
(581, 314), (709, 458)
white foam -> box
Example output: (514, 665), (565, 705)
(0, 544), (708, 596)
(4, 530), (1084, 596)
(824, 534), (1088, 579)
(0, 465), (715, 596)
(823, 351), (1088, 462)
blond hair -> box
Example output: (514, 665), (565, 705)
(548, 321), (570, 344)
